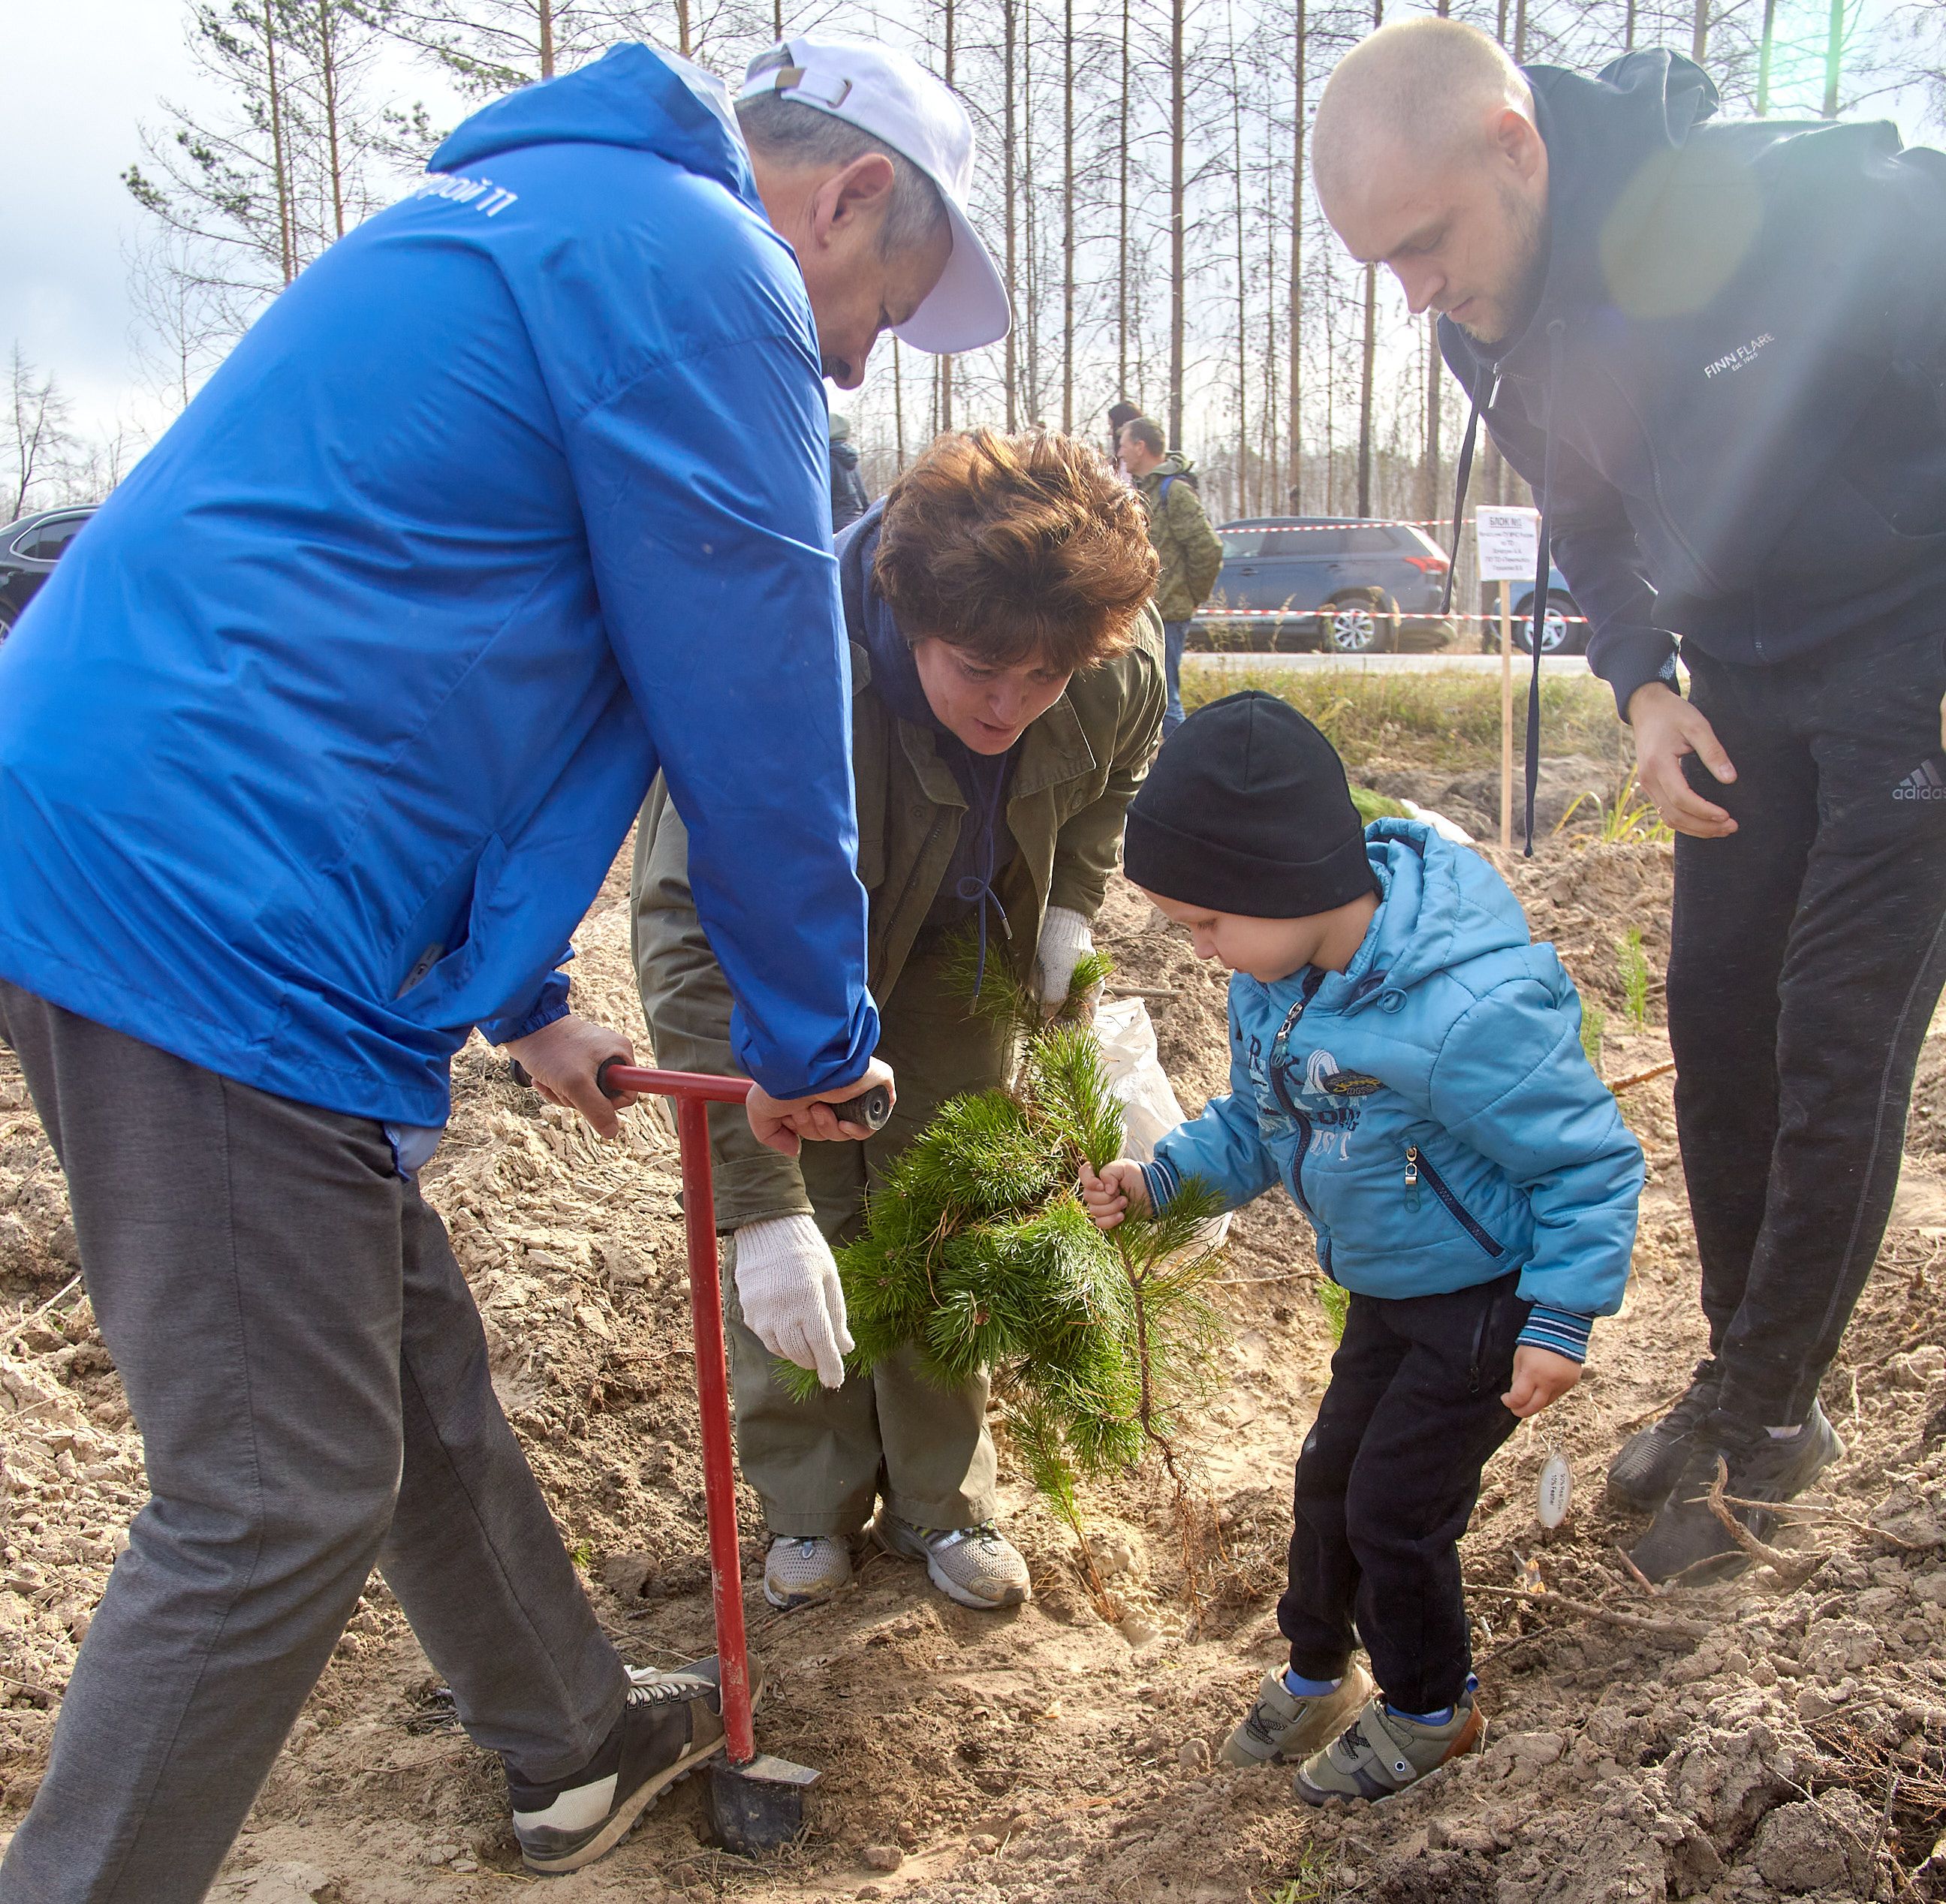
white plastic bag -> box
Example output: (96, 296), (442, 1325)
(1093, 996), (1231, 1249)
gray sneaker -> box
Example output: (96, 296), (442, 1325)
(1219, 1663), (1374, 1767)
(1293, 1688), (1485, 1806)
(764, 1535), (854, 1610)
(873, 1512), (1031, 1610)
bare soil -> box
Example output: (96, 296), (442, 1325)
(6, 830), (1946, 1904)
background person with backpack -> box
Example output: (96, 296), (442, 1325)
(1119, 415), (1223, 735)
(829, 411), (870, 533)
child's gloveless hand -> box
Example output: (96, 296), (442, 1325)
(1079, 1160), (1150, 1231)
(1503, 1345), (1581, 1419)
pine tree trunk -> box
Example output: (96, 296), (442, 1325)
(939, 0), (955, 432)
(1324, 306), (1336, 514)
(318, 1), (345, 240)
(1691, 0), (1709, 68)
(1005, 0), (1020, 429)
(1118, 0), (1131, 402)
(1357, 262), (1375, 517)
(674, 0), (691, 59)
(1625, 0), (1636, 48)
(1424, 321), (1442, 523)
(1286, 0), (1304, 508)
(1024, 14), (1041, 425)
(1168, 0), (1186, 450)
(1426, 0), (1448, 523)
(539, 0), (556, 77)
(893, 338), (906, 471)
(1230, 13), (1248, 514)
(1758, 0), (1778, 112)
(264, 0), (296, 285)
(1823, 0), (1843, 116)
(1062, 0), (1075, 435)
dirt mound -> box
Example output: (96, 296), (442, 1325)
(5, 834), (1946, 1903)
(1360, 753), (1622, 845)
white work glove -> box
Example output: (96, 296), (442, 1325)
(733, 1213), (854, 1389)
(1035, 905), (1096, 1017)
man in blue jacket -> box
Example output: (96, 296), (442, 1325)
(1312, 18), (1946, 1580)
(0, 33), (1007, 1898)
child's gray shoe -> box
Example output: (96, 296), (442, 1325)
(763, 1535), (853, 1610)
(1292, 1689), (1485, 1805)
(1219, 1663), (1373, 1767)
(873, 1512), (1030, 1609)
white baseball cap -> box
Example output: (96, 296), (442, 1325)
(739, 35), (1011, 354)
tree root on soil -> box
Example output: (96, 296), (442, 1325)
(1466, 1582), (1708, 1641)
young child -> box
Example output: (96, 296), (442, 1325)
(1082, 691), (1641, 1804)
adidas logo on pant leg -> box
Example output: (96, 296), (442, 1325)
(1894, 761), (1946, 800)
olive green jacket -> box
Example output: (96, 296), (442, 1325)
(632, 613), (1165, 1232)
(1134, 454), (1224, 622)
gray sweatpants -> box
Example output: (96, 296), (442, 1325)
(0, 984), (629, 1904)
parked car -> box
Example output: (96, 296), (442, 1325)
(1191, 517), (1456, 654)
(0, 505), (97, 646)
(1479, 561), (1586, 655)
(0, 510), (98, 650)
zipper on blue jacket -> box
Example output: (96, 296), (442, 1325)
(1404, 1146), (1505, 1259)
(1267, 970), (1327, 1225)
(1288, 1108), (1314, 1220)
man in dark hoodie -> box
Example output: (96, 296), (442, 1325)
(1313, 17), (1946, 1582)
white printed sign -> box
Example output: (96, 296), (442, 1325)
(1475, 505), (1541, 583)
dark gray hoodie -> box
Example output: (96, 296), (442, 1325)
(1441, 50), (1946, 718)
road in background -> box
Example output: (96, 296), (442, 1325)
(1186, 651), (1595, 676)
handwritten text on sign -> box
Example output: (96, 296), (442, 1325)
(1475, 505), (1541, 583)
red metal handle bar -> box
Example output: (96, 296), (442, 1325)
(599, 1063), (753, 1107)
(607, 1065), (758, 1767)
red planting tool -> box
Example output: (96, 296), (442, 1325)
(516, 1056), (888, 1853)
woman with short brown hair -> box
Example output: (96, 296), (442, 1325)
(634, 427), (1163, 1612)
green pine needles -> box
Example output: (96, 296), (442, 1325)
(779, 948), (1230, 1569)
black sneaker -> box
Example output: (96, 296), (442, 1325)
(1607, 1362), (1723, 1513)
(510, 1655), (759, 1874)
(1628, 1401), (1844, 1586)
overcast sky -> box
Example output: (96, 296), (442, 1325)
(2, 2), (197, 438)
(3, 0), (1938, 453)
(0, 0), (468, 445)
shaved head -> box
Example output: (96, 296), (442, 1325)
(1312, 18), (1550, 345)
(1313, 19), (1532, 203)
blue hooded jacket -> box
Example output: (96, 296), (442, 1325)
(1145, 822), (1641, 1360)
(0, 45), (878, 1127)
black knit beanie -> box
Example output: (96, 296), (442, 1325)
(1122, 692), (1378, 918)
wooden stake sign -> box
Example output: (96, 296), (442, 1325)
(1475, 506), (1542, 852)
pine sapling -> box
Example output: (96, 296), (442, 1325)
(1581, 1000), (1607, 1078)
(1619, 927), (1649, 1029)
(776, 945), (1229, 1615)
(1313, 1275), (1349, 1346)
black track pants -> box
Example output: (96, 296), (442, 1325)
(1279, 1274), (1529, 1715)
(1668, 621), (1946, 1427)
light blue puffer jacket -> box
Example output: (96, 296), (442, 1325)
(1146, 821), (1641, 1352)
